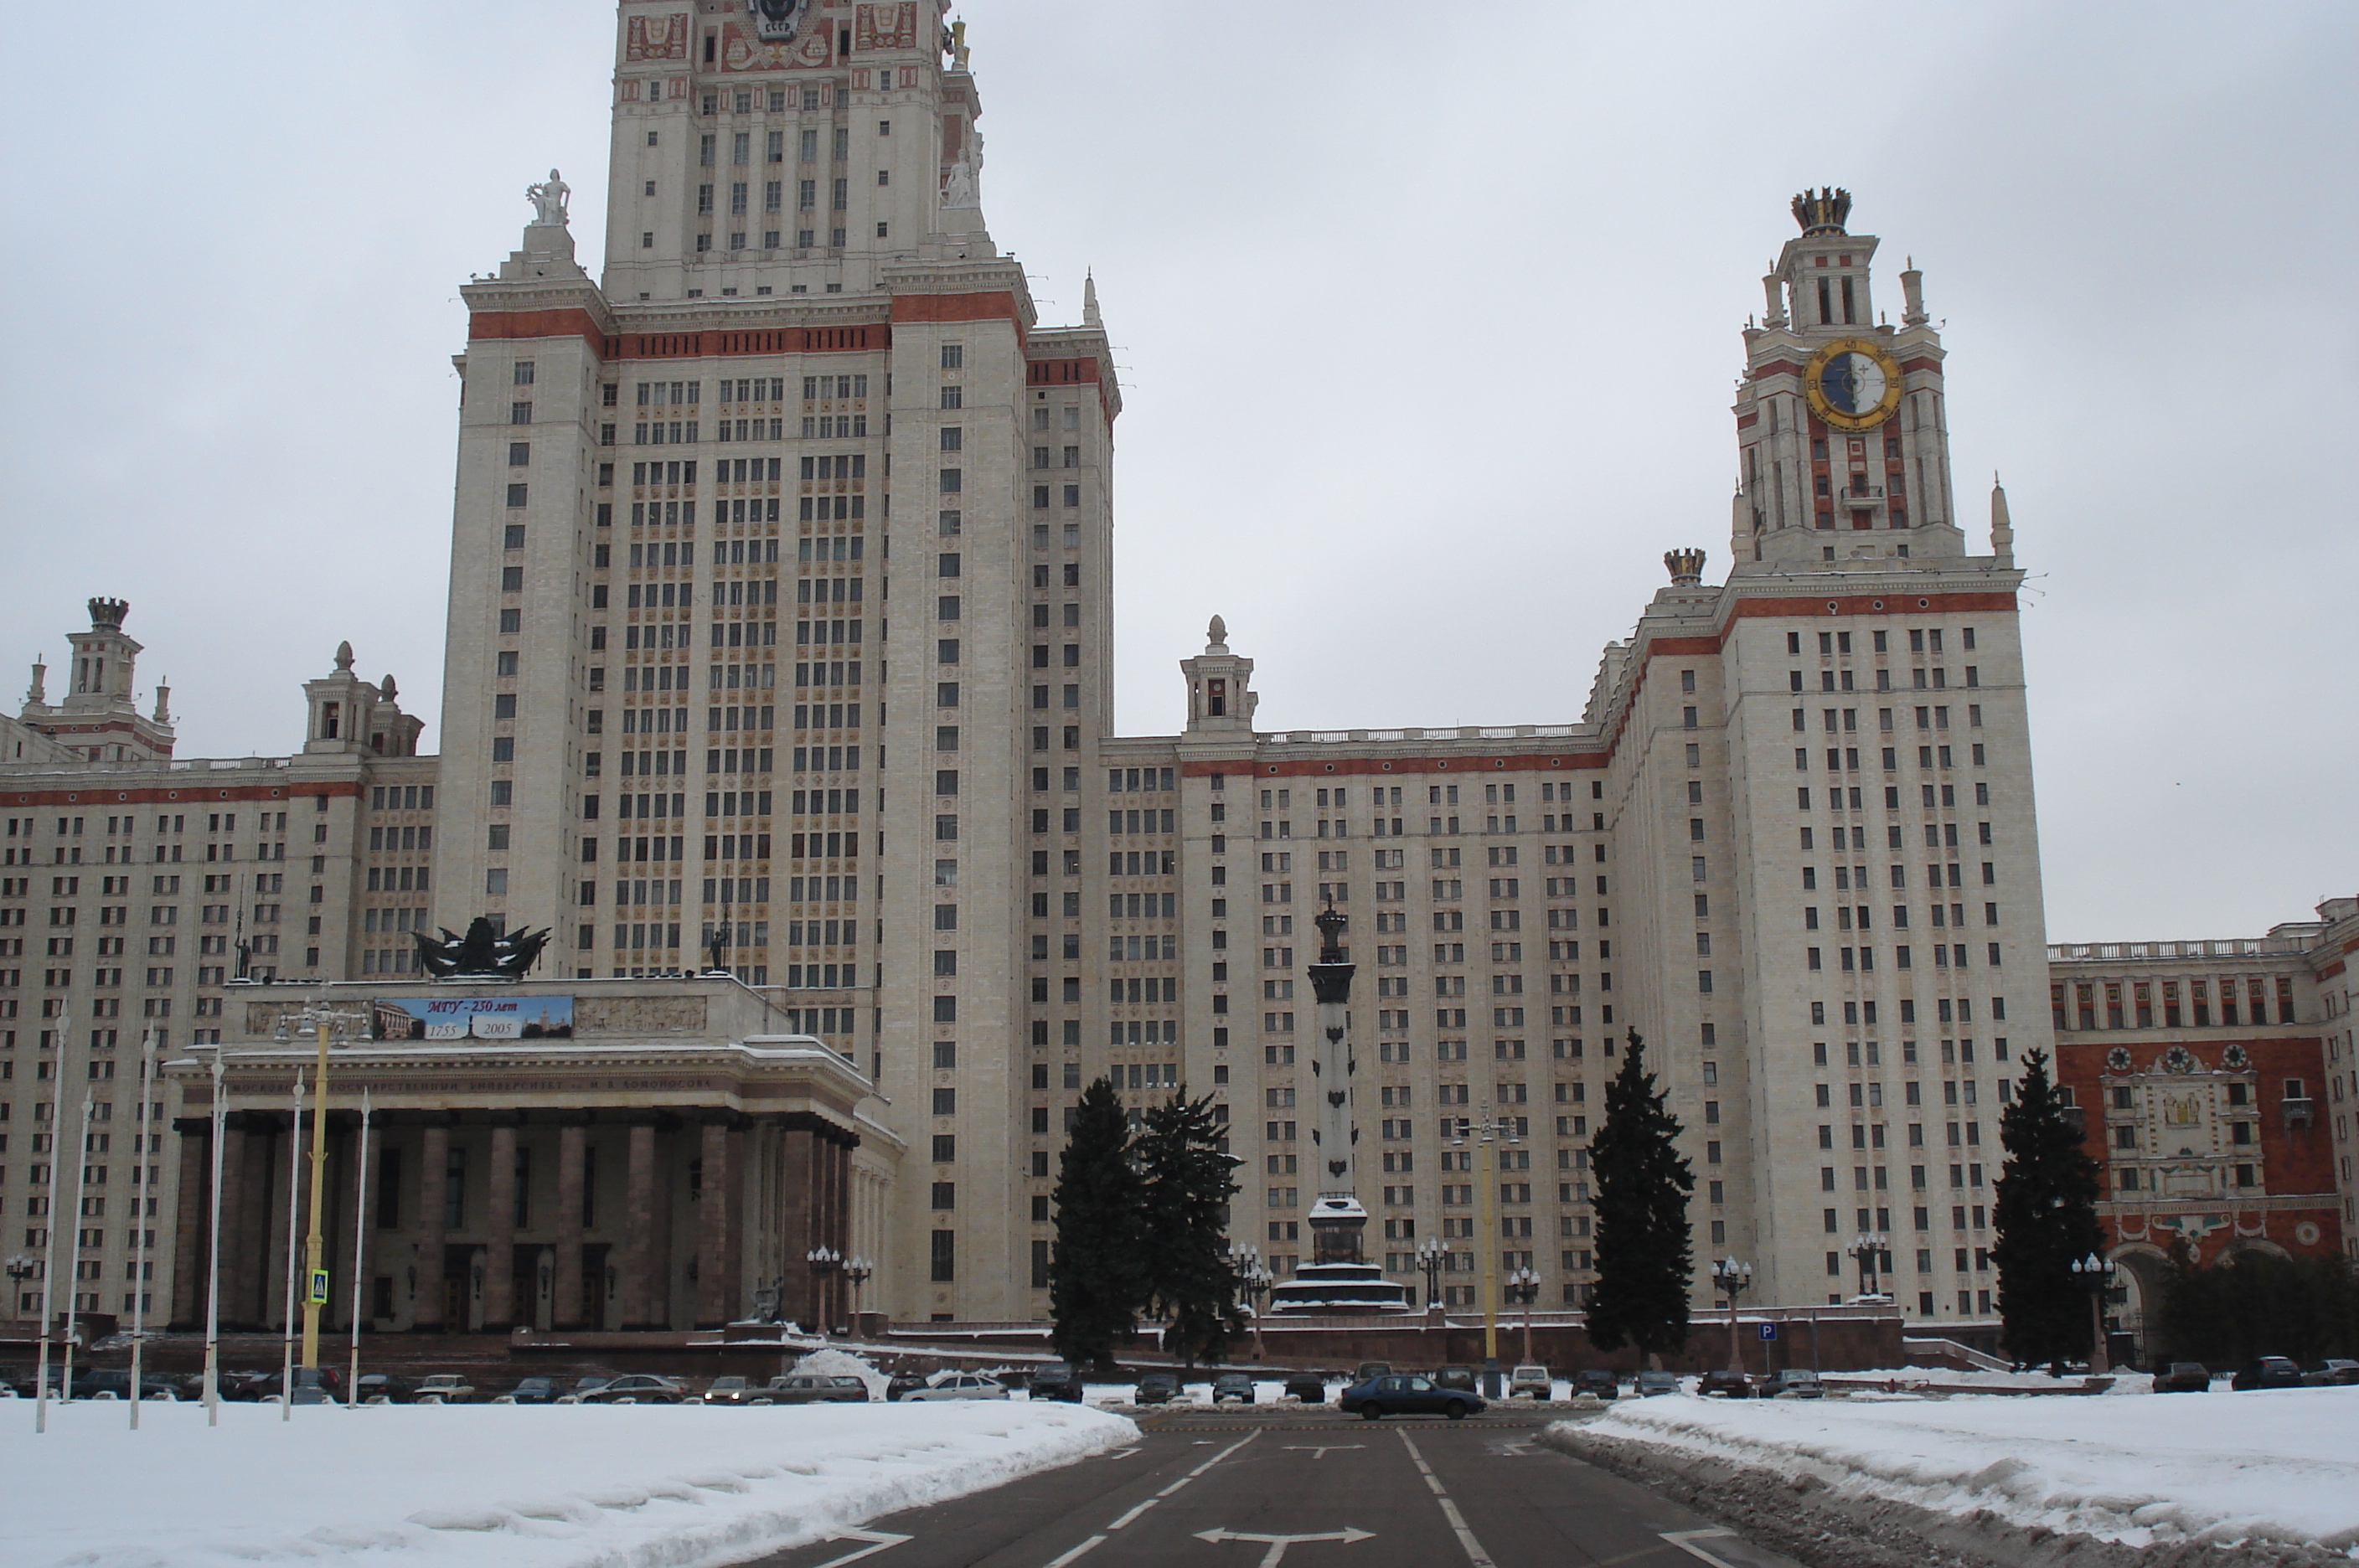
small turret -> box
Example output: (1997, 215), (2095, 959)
(1990, 473), (2016, 565)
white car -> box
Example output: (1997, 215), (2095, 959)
(901, 1372), (1009, 1402)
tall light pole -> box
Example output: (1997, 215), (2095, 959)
(1849, 1231), (1888, 1299)
(129, 1028), (156, 1430)
(843, 1256), (873, 1324)
(34, 1012), (73, 1432)
(278, 1071), (305, 1419)
(201, 1045), (226, 1426)
(276, 1003), (366, 1388)
(61, 1091), (95, 1409)
(2071, 1252), (2118, 1376)
(1453, 1107), (1521, 1399)
(806, 1245), (840, 1333)
(347, 1088), (372, 1408)
(1712, 1256), (1753, 1375)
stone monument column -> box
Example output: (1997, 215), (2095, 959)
(1306, 905), (1366, 1266)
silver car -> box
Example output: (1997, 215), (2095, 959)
(901, 1371), (1009, 1402)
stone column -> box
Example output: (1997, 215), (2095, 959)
(483, 1116), (520, 1331)
(260, 1113), (294, 1331)
(622, 1116), (660, 1329)
(554, 1116), (588, 1330)
(722, 1121), (746, 1326)
(779, 1122), (816, 1328)
(215, 1114), (250, 1327)
(416, 1119), (450, 1331)
(343, 1112), (372, 1331)
(169, 1117), (210, 1329)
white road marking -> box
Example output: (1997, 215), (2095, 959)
(1041, 1534), (1106, 1567)
(1192, 1527), (1375, 1567)
(1099, 1447), (1143, 1461)
(1280, 1444), (1365, 1460)
(1396, 1431), (1498, 1568)
(1043, 1431), (1258, 1560)
(808, 1529), (912, 1568)
(1660, 1528), (1756, 1568)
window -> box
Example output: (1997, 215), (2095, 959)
(930, 1230), (955, 1281)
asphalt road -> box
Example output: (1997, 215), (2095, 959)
(746, 1406), (1799, 1568)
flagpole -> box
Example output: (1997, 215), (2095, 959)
(278, 1071), (304, 1421)
(34, 1025), (71, 1434)
(348, 1088), (371, 1407)
(61, 1093), (95, 1408)
(130, 1029), (155, 1430)
(202, 1048), (226, 1426)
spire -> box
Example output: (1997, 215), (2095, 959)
(152, 678), (171, 725)
(380, 673), (399, 701)
(1760, 269), (1787, 328)
(1990, 473), (2015, 564)
(1900, 255), (1928, 326)
(1205, 613), (1228, 653)
(1083, 270), (1101, 328)
(25, 653), (46, 708)
(334, 640), (355, 673)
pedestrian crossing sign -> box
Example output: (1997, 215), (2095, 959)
(308, 1268), (331, 1305)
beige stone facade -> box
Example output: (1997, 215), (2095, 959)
(3, 16), (2157, 1334)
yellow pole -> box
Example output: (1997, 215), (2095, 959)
(1477, 1112), (1498, 1371)
(299, 1019), (333, 1373)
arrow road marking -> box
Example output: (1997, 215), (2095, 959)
(1488, 1439), (1537, 1457)
(1099, 1447), (1143, 1461)
(1192, 1527), (1375, 1568)
(1280, 1444), (1365, 1459)
(808, 1529), (911, 1568)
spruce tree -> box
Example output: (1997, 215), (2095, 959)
(1048, 1078), (1143, 1375)
(1585, 1028), (1696, 1362)
(1137, 1091), (1247, 1367)
(1990, 1048), (2105, 1371)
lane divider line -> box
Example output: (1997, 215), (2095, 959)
(1396, 1431), (1499, 1568)
(1042, 1431), (1260, 1564)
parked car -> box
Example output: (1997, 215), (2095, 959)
(414, 1375), (480, 1405)
(2153, 1362), (2212, 1393)
(1210, 1373), (1257, 1405)
(1340, 1373), (1484, 1421)
(1509, 1365), (1552, 1400)
(72, 1369), (181, 1401)
(885, 1373), (930, 1403)
(901, 1372), (1008, 1402)
(1698, 1369), (1754, 1399)
(1763, 1369), (1824, 1399)
(1353, 1361), (1393, 1383)
(1573, 1369), (1620, 1400)
(554, 1376), (612, 1404)
(1134, 1371), (1181, 1405)
(761, 1374), (870, 1405)
(505, 1377), (560, 1405)
(580, 1374), (689, 1405)
(1028, 1362), (1085, 1402)
(1283, 1369), (1330, 1404)
(2233, 1357), (2305, 1391)
(355, 1373), (416, 1404)
(2305, 1359), (2359, 1387)
(700, 1376), (764, 1406)
(1432, 1364), (1477, 1391)
(1634, 1370), (1681, 1397)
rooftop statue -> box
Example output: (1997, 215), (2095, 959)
(414, 916), (550, 980)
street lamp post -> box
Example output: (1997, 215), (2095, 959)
(806, 1245), (840, 1333)
(1504, 1266), (1540, 1365)
(1415, 1236), (1448, 1315)
(1848, 1231), (1889, 1299)
(1712, 1257), (1754, 1375)
(2071, 1252), (2118, 1376)
(129, 1029), (157, 1430)
(842, 1256), (874, 1328)
(202, 1045), (226, 1426)
(1452, 1108), (1522, 1399)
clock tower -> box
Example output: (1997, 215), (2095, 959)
(1731, 189), (1964, 567)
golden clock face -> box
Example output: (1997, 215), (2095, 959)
(1804, 338), (1904, 432)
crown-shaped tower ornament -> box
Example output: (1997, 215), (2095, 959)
(1790, 188), (1851, 235)
(1664, 547), (1706, 585)
(87, 597), (129, 630)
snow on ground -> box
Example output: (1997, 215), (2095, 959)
(788, 1346), (893, 1400)
(1563, 1385), (2359, 1552)
(4, 1398), (1133, 1568)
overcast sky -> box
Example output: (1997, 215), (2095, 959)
(2, 2), (2351, 943)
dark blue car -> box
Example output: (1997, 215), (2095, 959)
(1339, 1372), (1484, 1420)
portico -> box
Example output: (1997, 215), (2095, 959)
(163, 975), (891, 1335)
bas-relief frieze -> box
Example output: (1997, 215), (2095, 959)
(577, 995), (707, 1034)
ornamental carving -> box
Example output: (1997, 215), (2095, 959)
(576, 994), (707, 1036)
(626, 14), (689, 61)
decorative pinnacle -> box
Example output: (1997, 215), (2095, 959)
(1664, 547), (1706, 585)
(334, 640), (355, 673)
(1791, 187), (1851, 235)
(86, 597), (128, 630)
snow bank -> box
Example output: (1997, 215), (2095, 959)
(1562, 1386), (2359, 1552)
(788, 1347), (890, 1400)
(6, 1397), (1133, 1568)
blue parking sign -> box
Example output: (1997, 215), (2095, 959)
(1757, 1322), (1778, 1341)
